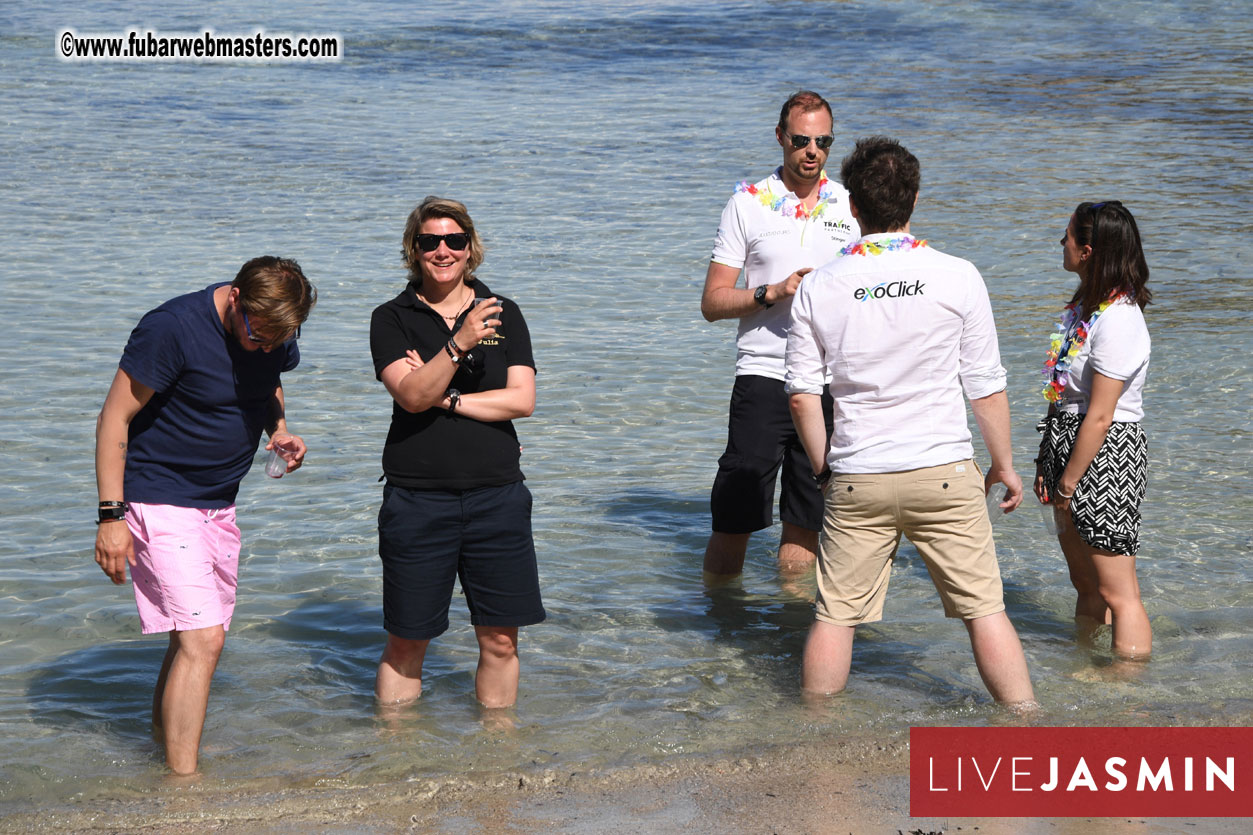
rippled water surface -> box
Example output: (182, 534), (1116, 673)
(2, 0), (1250, 813)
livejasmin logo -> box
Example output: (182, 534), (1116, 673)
(853, 279), (925, 301)
(910, 726), (1252, 818)
(927, 753), (1234, 793)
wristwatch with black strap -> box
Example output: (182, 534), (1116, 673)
(753, 284), (773, 309)
(97, 500), (128, 525)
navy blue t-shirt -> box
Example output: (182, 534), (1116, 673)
(121, 283), (299, 508)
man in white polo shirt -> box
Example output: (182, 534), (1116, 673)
(700, 90), (858, 578)
(785, 137), (1034, 704)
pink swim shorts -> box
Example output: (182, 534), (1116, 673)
(126, 502), (241, 634)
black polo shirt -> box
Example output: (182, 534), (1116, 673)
(370, 278), (535, 489)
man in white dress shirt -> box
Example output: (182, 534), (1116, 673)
(785, 137), (1034, 704)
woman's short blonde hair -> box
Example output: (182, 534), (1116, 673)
(401, 196), (485, 282)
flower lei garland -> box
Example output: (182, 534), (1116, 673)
(839, 235), (928, 257)
(735, 172), (839, 221)
(1040, 293), (1125, 402)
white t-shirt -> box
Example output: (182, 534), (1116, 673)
(710, 167), (858, 381)
(1055, 297), (1150, 422)
(785, 234), (1007, 474)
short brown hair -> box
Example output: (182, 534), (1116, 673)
(232, 256), (317, 342)
(401, 196), (485, 282)
(777, 90), (833, 134)
(839, 137), (920, 233)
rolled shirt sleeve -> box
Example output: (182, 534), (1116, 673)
(957, 270), (1007, 400)
(784, 279), (826, 395)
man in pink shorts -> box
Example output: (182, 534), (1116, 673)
(93, 257), (316, 774)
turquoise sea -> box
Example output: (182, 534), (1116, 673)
(1, 0), (1250, 819)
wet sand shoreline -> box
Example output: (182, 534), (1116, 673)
(5, 735), (1240, 834)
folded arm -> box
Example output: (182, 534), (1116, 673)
(444, 365), (535, 421)
(379, 300), (503, 413)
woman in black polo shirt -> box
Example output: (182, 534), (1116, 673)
(369, 195), (544, 708)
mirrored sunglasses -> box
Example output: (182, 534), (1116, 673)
(786, 133), (834, 151)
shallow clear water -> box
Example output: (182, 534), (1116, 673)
(2, 0), (1251, 813)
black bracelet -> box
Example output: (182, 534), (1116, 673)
(812, 468), (832, 489)
(97, 503), (128, 524)
(444, 339), (462, 364)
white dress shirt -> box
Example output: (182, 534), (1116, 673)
(785, 234), (1007, 473)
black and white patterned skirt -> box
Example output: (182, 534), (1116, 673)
(1038, 412), (1147, 556)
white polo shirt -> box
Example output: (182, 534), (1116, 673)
(785, 234), (1007, 474)
(710, 167), (858, 381)
(1055, 297), (1150, 422)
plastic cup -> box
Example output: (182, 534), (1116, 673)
(265, 442), (293, 478)
(1040, 502), (1059, 535)
(985, 484), (1007, 524)
(474, 297), (497, 325)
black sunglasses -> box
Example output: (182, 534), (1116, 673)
(785, 133), (834, 151)
(415, 232), (469, 252)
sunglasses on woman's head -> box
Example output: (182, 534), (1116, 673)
(416, 232), (469, 252)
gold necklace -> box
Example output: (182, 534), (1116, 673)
(418, 286), (472, 322)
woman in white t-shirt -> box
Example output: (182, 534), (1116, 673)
(1034, 200), (1153, 659)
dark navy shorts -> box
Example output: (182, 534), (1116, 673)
(710, 375), (834, 534)
(378, 481), (546, 640)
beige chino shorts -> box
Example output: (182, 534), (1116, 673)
(815, 459), (1005, 626)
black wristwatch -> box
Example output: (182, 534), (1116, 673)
(753, 284), (773, 308)
(812, 468), (832, 490)
(97, 501), (128, 525)
(446, 388), (461, 413)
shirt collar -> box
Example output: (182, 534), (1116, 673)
(856, 231), (915, 244)
(768, 167), (792, 197)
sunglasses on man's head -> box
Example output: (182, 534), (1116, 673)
(242, 309), (299, 346)
(785, 133), (834, 151)
(416, 232), (469, 252)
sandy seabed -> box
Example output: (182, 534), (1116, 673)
(3, 737), (1243, 834)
